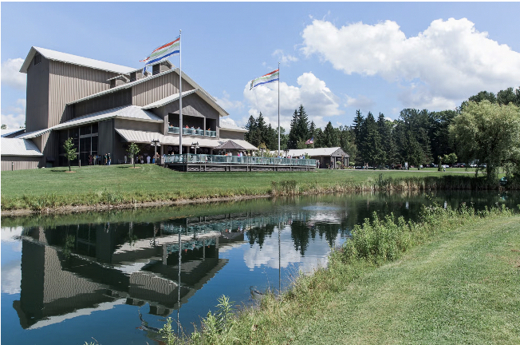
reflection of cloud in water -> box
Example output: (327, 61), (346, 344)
(1, 259), (21, 294)
(1, 227), (23, 252)
(243, 227), (331, 274)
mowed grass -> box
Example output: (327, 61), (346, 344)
(1, 165), (462, 210)
(191, 210), (520, 344)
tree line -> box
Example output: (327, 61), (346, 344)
(245, 86), (520, 181)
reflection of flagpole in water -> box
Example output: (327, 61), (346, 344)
(177, 231), (181, 335)
(278, 221), (281, 294)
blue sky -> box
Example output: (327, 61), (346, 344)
(2, 2), (520, 130)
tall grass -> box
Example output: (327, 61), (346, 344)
(3, 172), (517, 213)
(158, 202), (518, 344)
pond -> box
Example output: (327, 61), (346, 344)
(2, 191), (519, 345)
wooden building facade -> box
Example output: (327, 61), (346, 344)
(3, 46), (256, 169)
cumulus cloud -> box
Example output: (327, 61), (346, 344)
(302, 18), (520, 110)
(272, 49), (299, 65)
(244, 72), (342, 129)
(220, 116), (241, 129)
(1, 58), (26, 90)
(1, 99), (26, 129)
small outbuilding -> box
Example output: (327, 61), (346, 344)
(285, 147), (349, 169)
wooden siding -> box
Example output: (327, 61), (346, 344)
(155, 93), (220, 122)
(1, 157), (40, 171)
(98, 119), (115, 159)
(73, 89), (132, 118)
(132, 72), (194, 107)
(26, 57), (50, 132)
(219, 130), (245, 140)
(114, 118), (161, 132)
(48, 61), (119, 127)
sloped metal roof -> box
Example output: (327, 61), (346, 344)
(284, 147), (349, 157)
(16, 128), (52, 139)
(1, 128), (26, 138)
(214, 140), (246, 150)
(115, 129), (167, 145)
(20, 46), (135, 74)
(52, 106), (163, 131)
(1, 138), (43, 156)
(141, 90), (197, 110)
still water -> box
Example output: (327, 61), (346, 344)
(2, 191), (518, 345)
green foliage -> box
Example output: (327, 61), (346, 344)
(159, 317), (178, 345)
(63, 137), (77, 172)
(127, 143), (140, 168)
(450, 100), (520, 181)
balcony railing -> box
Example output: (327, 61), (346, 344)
(164, 153), (316, 167)
(168, 126), (216, 137)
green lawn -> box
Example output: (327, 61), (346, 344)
(0, 165), (496, 210)
(191, 211), (520, 344)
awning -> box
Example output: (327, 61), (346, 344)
(214, 140), (246, 150)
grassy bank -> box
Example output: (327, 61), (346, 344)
(168, 205), (520, 344)
(1, 165), (514, 212)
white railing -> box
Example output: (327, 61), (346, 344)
(168, 127), (216, 137)
(164, 154), (316, 167)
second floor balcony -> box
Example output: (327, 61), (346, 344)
(168, 126), (216, 137)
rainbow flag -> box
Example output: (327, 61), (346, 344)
(141, 37), (180, 67)
(250, 69), (279, 90)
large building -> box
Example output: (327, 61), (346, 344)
(1, 46), (256, 170)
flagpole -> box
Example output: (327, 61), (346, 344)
(277, 62), (280, 155)
(179, 29), (183, 155)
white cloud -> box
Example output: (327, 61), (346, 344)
(302, 18), (520, 110)
(244, 72), (342, 129)
(220, 116), (241, 129)
(272, 49), (299, 65)
(1, 260), (21, 294)
(243, 227), (331, 274)
(1, 99), (26, 129)
(345, 94), (376, 112)
(1, 58), (26, 90)
(215, 90), (244, 111)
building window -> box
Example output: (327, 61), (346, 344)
(153, 64), (160, 75)
(110, 79), (116, 88)
(130, 72), (136, 82)
(34, 53), (42, 65)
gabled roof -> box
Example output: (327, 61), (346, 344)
(284, 147), (349, 157)
(20, 46), (135, 74)
(214, 140), (247, 150)
(66, 68), (227, 115)
(1, 138), (43, 156)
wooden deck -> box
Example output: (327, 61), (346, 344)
(166, 162), (315, 172)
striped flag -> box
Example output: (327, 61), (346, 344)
(250, 69), (279, 90)
(305, 137), (314, 145)
(141, 37), (180, 70)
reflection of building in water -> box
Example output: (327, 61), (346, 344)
(12, 206), (348, 329)
(13, 225), (225, 329)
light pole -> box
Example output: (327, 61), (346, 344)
(151, 139), (160, 164)
(191, 142), (199, 155)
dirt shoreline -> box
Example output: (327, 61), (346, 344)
(1, 194), (274, 217)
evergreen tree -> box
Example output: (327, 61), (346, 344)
(363, 112), (384, 166)
(322, 121), (338, 147)
(353, 110), (365, 165)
